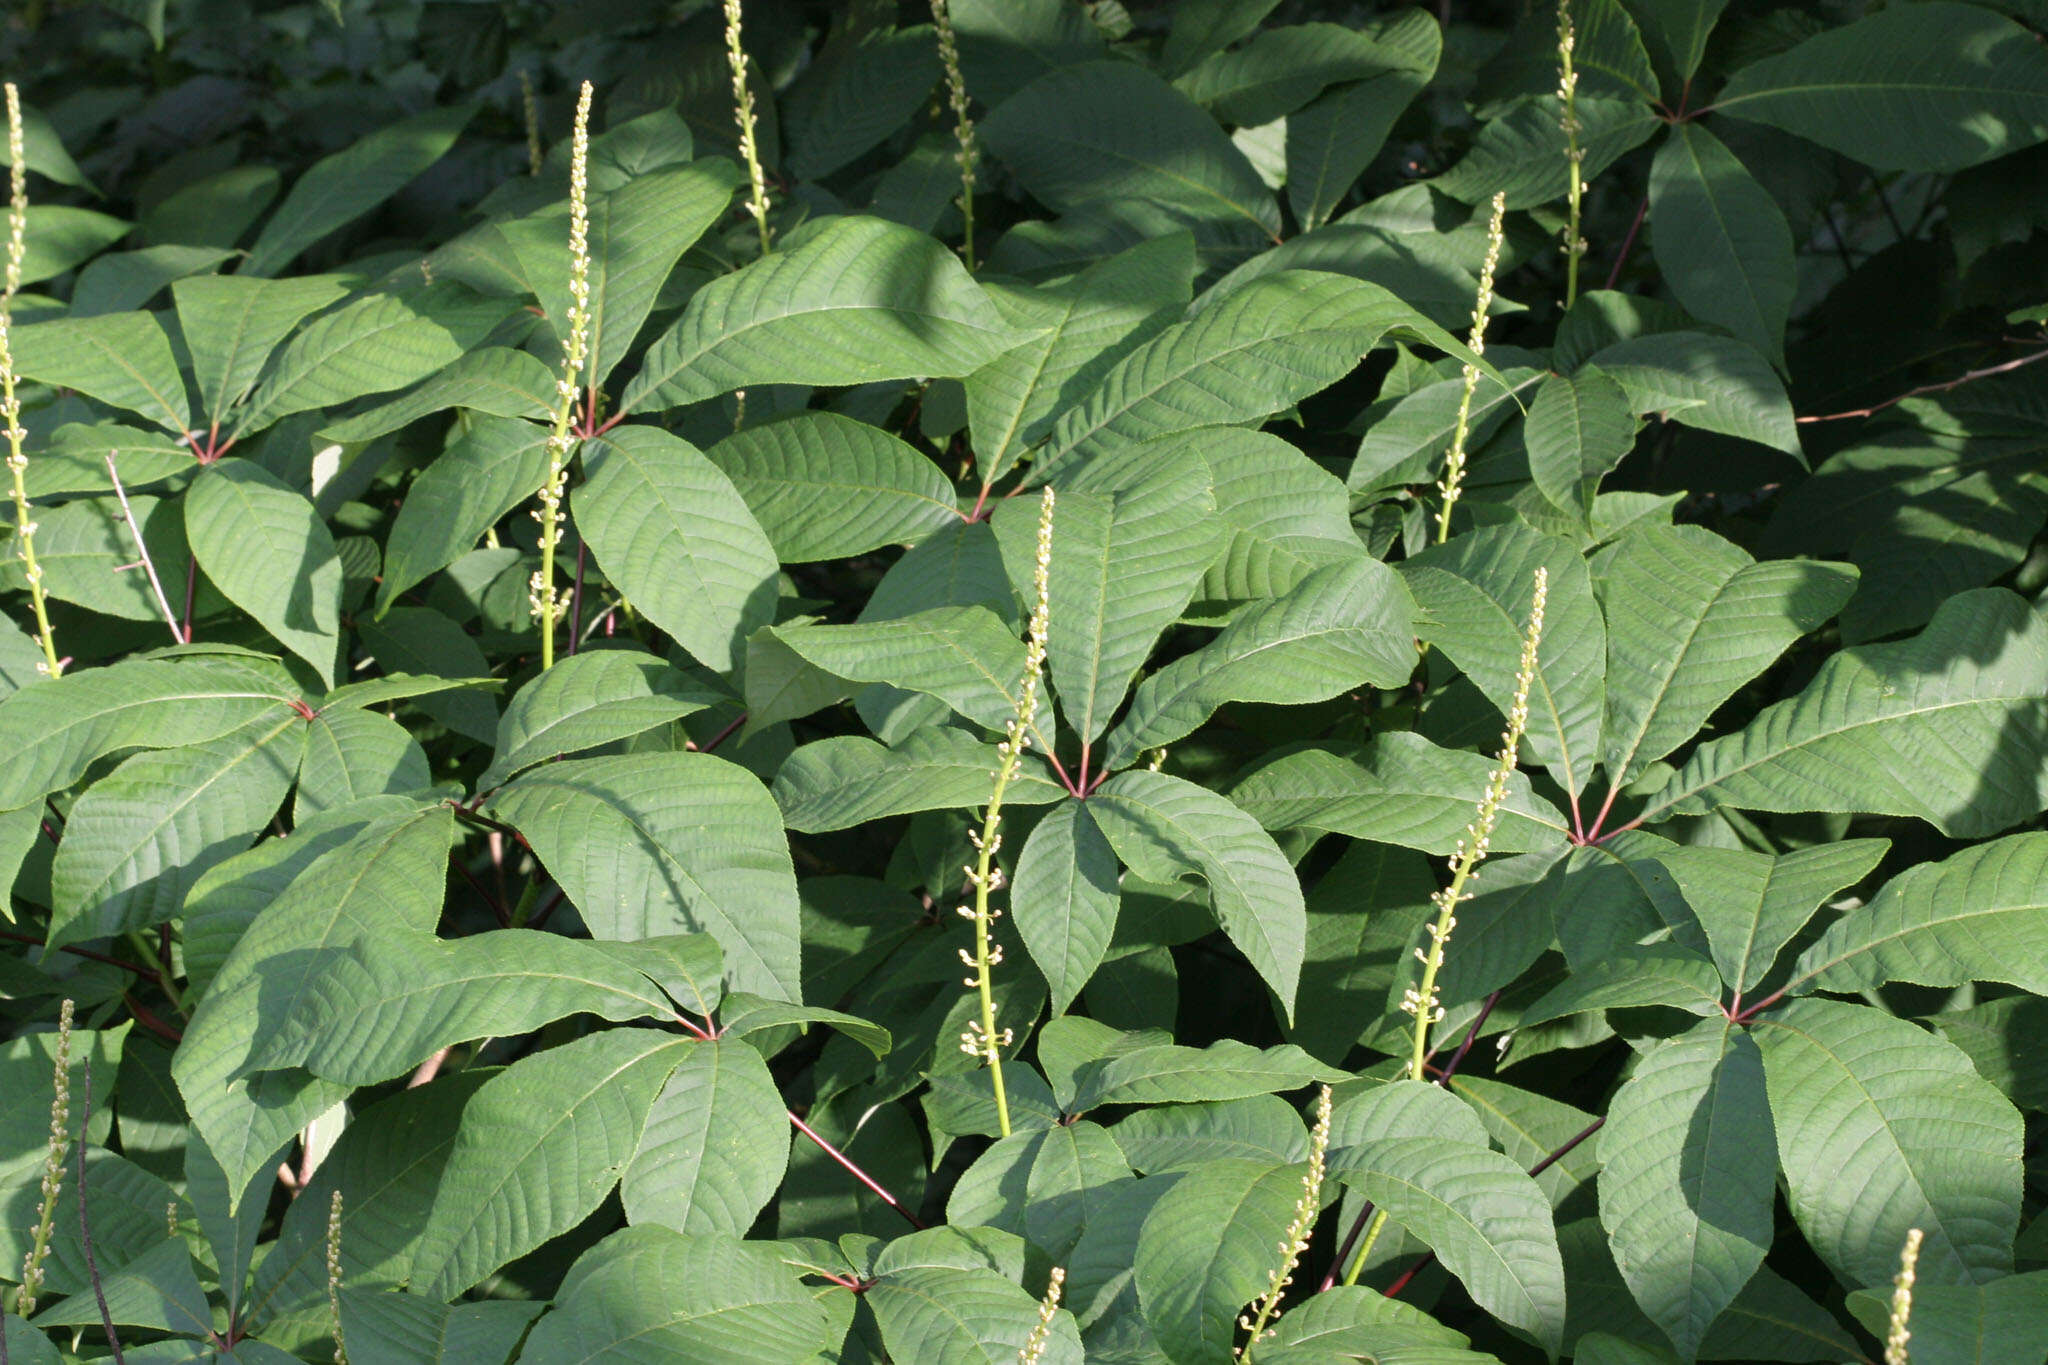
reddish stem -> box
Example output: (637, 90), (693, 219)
(0, 927), (160, 981)
(122, 993), (183, 1043)
(786, 1109), (925, 1229)
(1733, 987), (1788, 1025)
(700, 713), (747, 753)
(1796, 346), (2048, 424)
(1584, 782), (1622, 844)
(568, 542), (587, 656)
(1604, 196), (1648, 291)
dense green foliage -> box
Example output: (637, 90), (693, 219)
(4, 0), (2048, 1361)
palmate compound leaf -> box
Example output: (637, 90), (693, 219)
(705, 410), (963, 562)
(46, 708), (300, 951)
(482, 753), (802, 1003)
(171, 274), (353, 423)
(0, 653), (299, 812)
(1034, 270), (1507, 484)
(619, 214), (1030, 414)
(1228, 732), (1571, 857)
(1597, 1017), (1775, 1358)
(503, 158), (740, 386)
(770, 728), (1067, 833)
(1711, 1), (2048, 173)
(980, 59), (1281, 242)
(243, 929), (678, 1086)
(1401, 522), (1605, 799)
(514, 1226), (840, 1364)
(185, 457), (346, 681)
(408, 1028), (692, 1300)
(620, 1037), (788, 1239)
(1012, 799), (1121, 1016)
(377, 414), (553, 612)
(572, 423), (780, 673)
(1594, 523), (1860, 789)
(1103, 556), (1417, 771)
(1652, 838), (1890, 994)
(1329, 1137), (1566, 1355)
(1132, 1157), (1307, 1364)
(1643, 587), (2048, 837)
(1789, 832), (2048, 997)
(1648, 124), (1797, 370)
(172, 805), (456, 1205)
(1089, 770), (1306, 1020)
(1755, 998), (2023, 1291)
(990, 440), (1226, 744)
(479, 649), (718, 790)
(8, 310), (191, 433)
(768, 605), (1028, 732)
(965, 233), (1197, 484)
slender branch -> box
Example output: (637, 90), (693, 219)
(786, 1109), (925, 1229)
(181, 554), (197, 645)
(452, 855), (510, 928)
(77, 1061), (127, 1365)
(1795, 346), (2048, 425)
(1604, 195), (1647, 291)
(698, 712), (747, 754)
(105, 452), (184, 643)
(567, 542), (587, 657)
(0, 927), (160, 980)
(121, 994), (182, 1044)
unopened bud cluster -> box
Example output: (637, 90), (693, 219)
(930, 0), (979, 267)
(16, 998), (74, 1318)
(1884, 1227), (1922, 1365)
(725, 0), (772, 253)
(1556, 0), (1587, 266)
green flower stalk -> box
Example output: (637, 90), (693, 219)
(958, 486), (1054, 1139)
(1557, 0), (1586, 308)
(327, 1190), (348, 1365)
(1017, 1266), (1065, 1365)
(724, 0), (772, 255)
(15, 998), (74, 1319)
(930, 0), (979, 270)
(2, 83), (60, 679)
(1406, 566), (1545, 1078)
(1238, 1085), (1333, 1361)
(529, 79), (593, 671)
(1885, 1227), (1922, 1365)
(1432, 191), (1506, 545)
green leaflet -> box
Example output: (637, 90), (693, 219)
(185, 458), (345, 680)
(47, 709), (300, 951)
(246, 928), (678, 1085)
(573, 424), (780, 672)
(9, 310), (191, 433)
(1597, 1019), (1775, 1356)
(706, 410), (962, 561)
(619, 1037), (790, 1238)
(480, 648), (718, 789)
(621, 215), (1028, 414)
(407, 1028), (691, 1299)
(1755, 998), (2023, 1290)
(1713, 2), (2048, 172)
(1133, 1158), (1305, 1363)
(1648, 124), (1797, 369)
(772, 729), (1066, 834)
(1089, 770), (1307, 1020)
(1647, 588), (2048, 836)
(1793, 832), (2048, 996)
(1105, 557), (1416, 769)
(483, 753), (802, 1003)
(1011, 799), (1121, 1015)
(171, 274), (353, 423)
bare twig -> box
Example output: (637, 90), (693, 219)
(105, 452), (183, 643)
(1795, 346), (2048, 424)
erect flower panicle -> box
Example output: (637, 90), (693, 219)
(530, 79), (594, 669)
(1884, 1227), (1922, 1365)
(958, 486), (1055, 1138)
(327, 1190), (349, 1365)
(1017, 1266), (1066, 1364)
(1404, 567), (1545, 1079)
(1237, 1085), (1334, 1359)
(1557, 0), (1588, 306)
(724, 0), (772, 254)
(930, 0), (979, 269)
(16, 998), (74, 1319)
(2, 82), (61, 678)
(1433, 191), (1508, 545)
